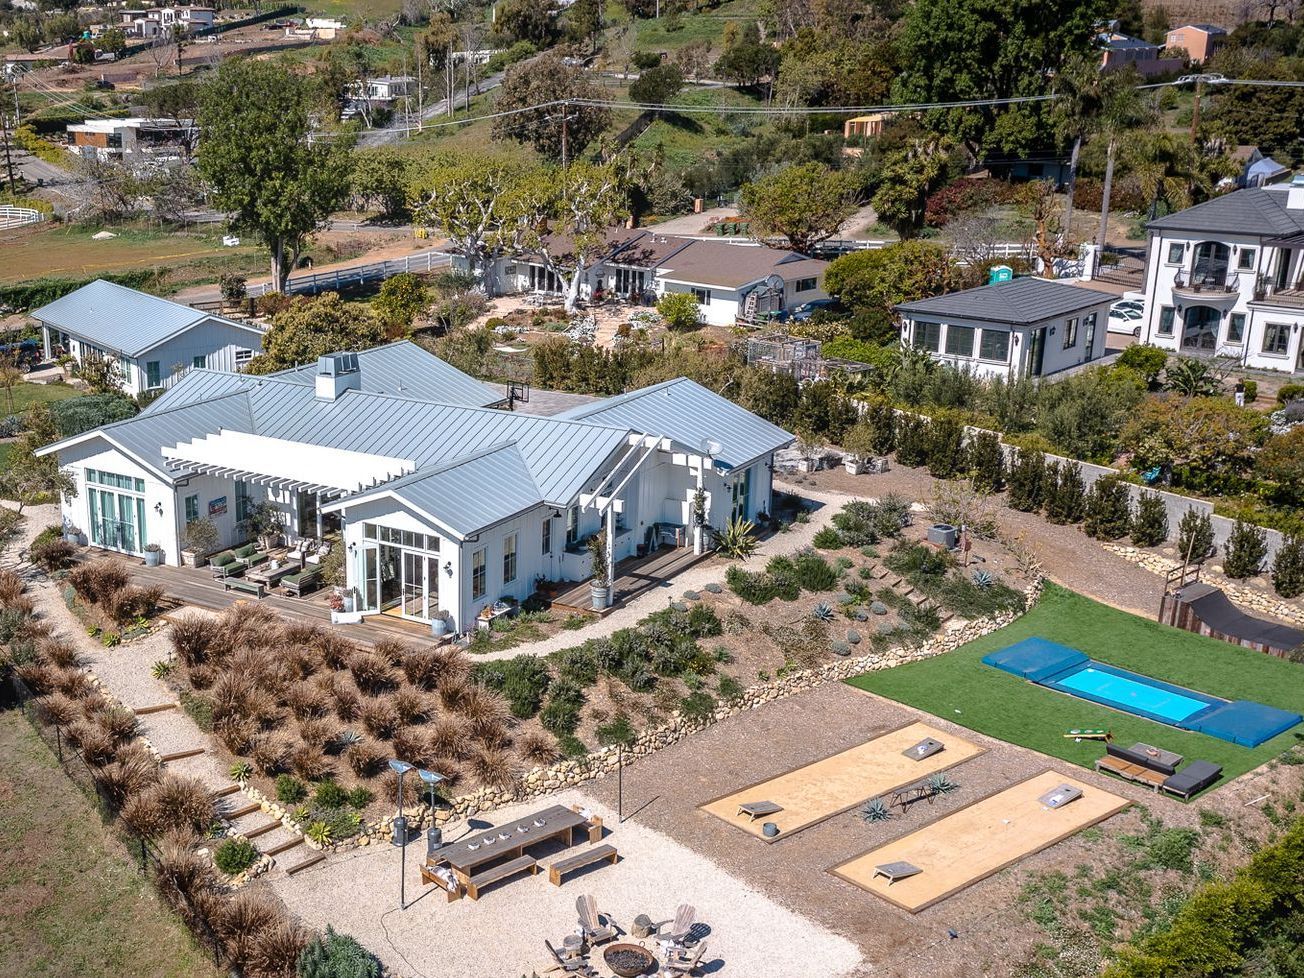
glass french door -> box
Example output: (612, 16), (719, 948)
(379, 546), (402, 611)
(402, 551), (426, 618)
(88, 487), (145, 553)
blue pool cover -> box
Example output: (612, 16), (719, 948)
(982, 637), (1302, 747)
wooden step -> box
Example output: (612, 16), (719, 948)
(264, 836), (305, 857)
(134, 703), (178, 716)
(224, 801), (262, 819)
(244, 819), (283, 840)
(285, 852), (326, 875)
(159, 747), (205, 762)
(210, 784), (242, 799)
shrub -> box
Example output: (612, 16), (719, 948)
(1084, 476), (1133, 540)
(518, 729), (560, 765)
(793, 551), (837, 591)
(297, 926), (382, 978)
(313, 779), (350, 809)
(968, 430), (1005, 493)
(1007, 448), (1046, 512)
(1043, 461), (1086, 525)
(474, 654), (552, 719)
(1276, 382), (1304, 404)
(715, 516), (758, 559)
(469, 745), (519, 790)
(1222, 519), (1267, 579)
(680, 690), (715, 722)
(1131, 492), (1170, 547)
(812, 526), (841, 549)
(30, 538), (77, 572)
(214, 837), (259, 875)
(1116, 344), (1168, 387)
(1177, 508), (1215, 562)
(894, 415), (929, 467)
(926, 417), (966, 479)
(539, 680), (585, 736)
(656, 291), (701, 330)
(1271, 534), (1304, 598)
(595, 713), (636, 747)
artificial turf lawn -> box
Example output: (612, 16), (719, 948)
(847, 582), (1304, 788)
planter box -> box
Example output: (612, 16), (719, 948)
(181, 549), (208, 568)
(330, 610), (365, 625)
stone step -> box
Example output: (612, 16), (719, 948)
(133, 703), (178, 716)
(210, 784), (242, 799)
(284, 852), (326, 875)
(244, 819), (284, 840)
(159, 747), (205, 762)
(223, 801), (262, 820)
(264, 836), (306, 857)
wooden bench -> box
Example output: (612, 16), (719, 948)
(466, 854), (538, 900)
(548, 844), (619, 886)
(223, 578), (265, 599)
(1095, 754), (1165, 792)
(419, 861), (463, 902)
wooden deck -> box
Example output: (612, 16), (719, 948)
(544, 545), (711, 616)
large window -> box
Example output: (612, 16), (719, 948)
(944, 325), (975, 357)
(184, 494), (199, 524)
(542, 518), (552, 555)
(795, 277), (817, 293)
(566, 505), (579, 547)
(146, 361), (161, 389)
(730, 467), (752, 522)
(471, 548), (487, 600)
(691, 287), (711, 304)
(1239, 248), (1257, 271)
(1062, 317), (1079, 349)
(1157, 306), (1176, 336)
(978, 329), (1010, 361)
(1263, 322), (1291, 356)
(235, 479), (252, 523)
(1227, 313), (1246, 345)
(502, 532), (518, 585)
(86, 467), (146, 553)
(363, 524), (439, 551)
(914, 321), (941, 352)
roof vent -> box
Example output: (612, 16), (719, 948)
(315, 352), (361, 400)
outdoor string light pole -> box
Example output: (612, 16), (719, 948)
(388, 759), (414, 910)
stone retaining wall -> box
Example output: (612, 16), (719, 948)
(334, 580), (1045, 852)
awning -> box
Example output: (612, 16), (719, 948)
(164, 430), (415, 496)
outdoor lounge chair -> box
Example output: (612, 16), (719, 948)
(663, 904), (696, 944)
(1162, 761), (1223, 800)
(1095, 742), (1177, 791)
(209, 550), (243, 579)
(576, 894), (617, 945)
(664, 942), (708, 976)
(232, 543), (267, 570)
(282, 568), (321, 598)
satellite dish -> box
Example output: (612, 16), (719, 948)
(699, 437), (723, 458)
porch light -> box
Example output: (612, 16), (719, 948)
(443, 561), (453, 576)
(154, 502), (164, 515)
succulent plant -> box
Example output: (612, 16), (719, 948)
(831, 640), (851, 657)
(704, 582), (723, 594)
(846, 629), (861, 645)
(670, 600), (689, 612)
(682, 590), (701, 601)
(877, 621), (896, 636)
(927, 772), (958, 795)
(971, 569), (994, 589)
(858, 797), (893, 822)
(306, 820), (333, 846)
(811, 602), (836, 622)
(332, 729), (363, 751)
(150, 659), (174, 679)
(854, 609), (869, 621)
(870, 600), (889, 616)
(835, 591), (855, 605)
(229, 760), (253, 782)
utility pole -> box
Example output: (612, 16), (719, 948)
(1, 113), (16, 193)
(561, 100), (569, 171)
(1190, 75), (1203, 140)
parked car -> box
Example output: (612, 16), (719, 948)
(787, 298), (839, 322)
(1108, 302), (1143, 337)
(0, 339), (41, 369)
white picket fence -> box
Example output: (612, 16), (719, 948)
(246, 248), (453, 298)
(0, 205), (47, 231)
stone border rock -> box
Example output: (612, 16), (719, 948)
(1102, 544), (1304, 627)
(334, 580), (1045, 850)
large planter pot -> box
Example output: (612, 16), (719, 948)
(143, 549), (161, 567)
(181, 549), (208, 568)
(844, 458), (864, 475)
(430, 617), (448, 638)
(590, 583), (611, 610)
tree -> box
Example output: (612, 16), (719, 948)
(137, 79), (202, 159)
(1044, 461), (1087, 524)
(248, 293), (386, 373)
(1017, 179), (1075, 277)
(493, 0), (559, 46)
(99, 27), (126, 55)
(657, 291), (701, 330)
(738, 368), (800, 428)
(926, 417), (967, 479)
(567, 0), (604, 52)
(968, 430), (1006, 492)
(1007, 448), (1046, 511)
(871, 138), (958, 239)
(630, 64), (685, 108)
(371, 274), (429, 333)
(1122, 395), (1267, 492)
(492, 54), (609, 161)
(75, 352), (125, 394)
(823, 241), (956, 343)
(1124, 130), (1237, 226)
(0, 354), (22, 415)
(1256, 426), (1304, 505)
(1177, 508), (1215, 562)
(714, 23), (781, 90)
(0, 404), (77, 514)
(739, 163), (858, 254)
(1271, 535), (1304, 598)
(1222, 519), (1267, 578)
(1084, 476), (1133, 540)
(350, 148), (412, 218)
(1130, 492), (1169, 547)
(1116, 344), (1168, 388)
(12, 17), (45, 53)
(894, 414), (930, 467)
(795, 381), (858, 442)
(198, 59), (353, 293)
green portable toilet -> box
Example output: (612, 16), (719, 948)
(988, 264), (1013, 284)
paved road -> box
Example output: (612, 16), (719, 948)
(359, 72), (504, 147)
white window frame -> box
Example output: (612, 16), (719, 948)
(502, 532), (518, 585)
(471, 548), (487, 600)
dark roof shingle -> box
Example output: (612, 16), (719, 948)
(894, 278), (1116, 326)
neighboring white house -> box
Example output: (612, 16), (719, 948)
(38, 342), (792, 633)
(121, 6), (215, 36)
(895, 277), (1114, 380)
(469, 229), (829, 326)
(65, 117), (197, 163)
(1138, 177), (1304, 372)
(29, 280), (265, 397)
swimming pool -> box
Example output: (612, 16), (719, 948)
(1054, 666), (1212, 724)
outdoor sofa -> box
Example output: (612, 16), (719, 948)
(233, 543), (268, 570)
(209, 550), (244, 579)
(1161, 760), (1223, 800)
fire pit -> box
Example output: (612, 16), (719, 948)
(603, 942), (656, 977)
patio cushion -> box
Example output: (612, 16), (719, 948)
(1107, 742), (1177, 776)
(1162, 761), (1222, 798)
(234, 543), (258, 559)
(211, 551), (236, 567)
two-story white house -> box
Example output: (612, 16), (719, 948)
(30, 280), (265, 397)
(1138, 176), (1304, 372)
(894, 277), (1115, 380)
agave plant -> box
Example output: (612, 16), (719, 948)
(810, 602), (836, 623)
(305, 821), (333, 846)
(229, 760), (253, 782)
(926, 772), (958, 795)
(716, 516), (759, 560)
(150, 659), (174, 679)
(971, 569), (994, 589)
(858, 797), (893, 822)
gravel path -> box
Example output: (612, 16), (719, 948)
(267, 787), (863, 978)
(472, 485), (856, 662)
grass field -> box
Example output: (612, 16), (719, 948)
(0, 708), (221, 978)
(848, 583), (1304, 788)
(2, 381), (83, 417)
(630, 86), (765, 170)
(632, 0), (760, 51)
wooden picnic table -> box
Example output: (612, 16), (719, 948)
(436, 804), (588, 881)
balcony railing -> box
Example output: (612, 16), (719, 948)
(1173, 269), (1240, 296)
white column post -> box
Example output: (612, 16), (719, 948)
(693, 460), (705, 556)
(316, 492), (324, 540)
(605, 509), (615, 607)
(42, 324), (52, 361)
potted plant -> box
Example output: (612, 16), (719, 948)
(143, 542), (163, 567)
(249, 501), (287, 549)
(588, 532), (610, 610)
(842, 421), (877, 475)
(62, 522), (84, 545)
(181, 516), (219, 568)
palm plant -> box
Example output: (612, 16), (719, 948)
(716, 516), (759, 560)
(1094, 68), (1153, 251)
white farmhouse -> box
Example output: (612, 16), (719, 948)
(1138, 176), (1304, 372)
(38, 342), (791, 633)
(29, 281), (265, 397)
(895, 277), (1115, 379)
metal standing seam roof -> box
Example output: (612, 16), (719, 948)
(1145, 187), (1304, 237)
(556, 377), (795, 468)
(28, 280), (261, 358)
(893, 278), (1118, 326)
(268, 340), (505, 407)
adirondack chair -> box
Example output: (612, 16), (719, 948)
(576, 894), (617, 945)
(543, 940), (593, 975)
(663, 904), (697, 944)
(664, 942), (708, 976)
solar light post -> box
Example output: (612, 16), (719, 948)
(418, 769), (447, 859)
(388, 759), (414, 910)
